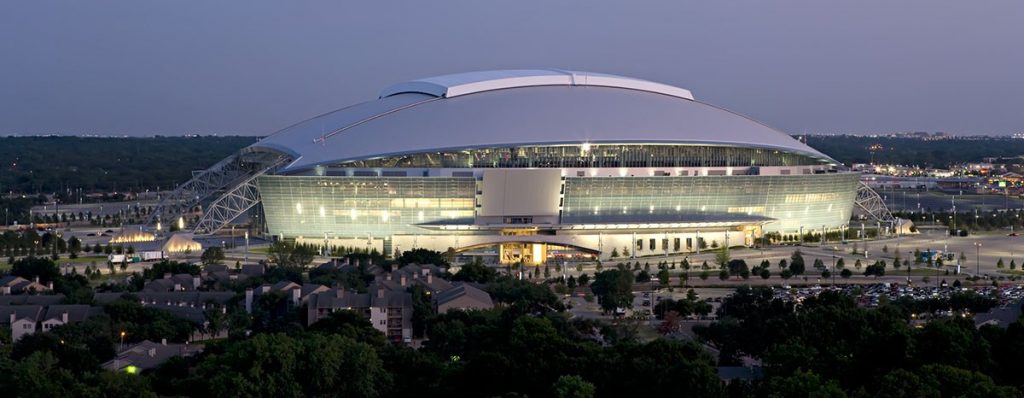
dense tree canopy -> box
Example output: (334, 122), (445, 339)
(0, 136), (254, 195)
(589, 269), (634, 313)
(696, 286), (1024, 397)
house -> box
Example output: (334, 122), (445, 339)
(434, 283), (494, 314)
(94, 291), (236, 308)
(306, 285), (413, 343)
(203, 264), (228, 274)
(0, 276), (52, 295)
(0, 294), (64, 306)
(102, 339), (204, 373)
(94, 291), (235, 339)
(142, 273), (201, 292)
(240, 263), (265, 277)
(244, 282), (329, 312)
(40, 305), (103, 332)
(376, 264), (452, 294)
(0, 305), (43, 341)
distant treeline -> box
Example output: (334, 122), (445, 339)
(0, 136), (256, 194)
(805, 135), (1024, 167)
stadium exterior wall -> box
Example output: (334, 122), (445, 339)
(258, 172), (859, 260)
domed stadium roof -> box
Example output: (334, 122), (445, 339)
(248, 69), (834, 173)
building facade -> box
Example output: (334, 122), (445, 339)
(242, 69), (859, 263)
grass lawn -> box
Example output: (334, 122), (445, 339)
(897, 267), (956, 276)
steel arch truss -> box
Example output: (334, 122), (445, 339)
(192, 174), (263, 234)
(854, 182), (895, 223)
(148, 150), (289, 233)
(146, 153), (252, 227)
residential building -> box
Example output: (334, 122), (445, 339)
(434, 283), (494, 314)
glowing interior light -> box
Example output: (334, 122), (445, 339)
(381, 210), (389, 222)
(675, 205), (681, 211)
(295, 202), (303, 214)
(581, 142), (591, 152)
(319, 206), (326, 217)
(618, 168), (627, 177)
(418, 210), (424, 221)
(350, 208), (358, 220)
(649, 205), (654, 213)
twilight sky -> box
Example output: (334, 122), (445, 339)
(1, 1), (1022, 136)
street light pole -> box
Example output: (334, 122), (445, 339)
(831, 254), (836, 287)
(976, 242), (981, 277)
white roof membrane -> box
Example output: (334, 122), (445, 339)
(250, 70), (834, 172)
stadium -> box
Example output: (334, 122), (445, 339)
(154, 69), (890, 264)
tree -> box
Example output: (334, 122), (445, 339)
(790, 250), (806, 275)
(699, 271), (709, 280)
(864, 263), (886, 277)
(451, 259), (498, 283)
(760, 268), (770, 279)
(658, 310), (682, 335)
(718, 269), (729, 281)
(657, 268), (670, 286)
(67, 236), (82, 257)
(267, 241), (315, 268)
(997, 258), (1005, 269)
(590, 269), (634, 314)
(840, 268), (852, 278)
(714, 245), (730, 268)
(577, 273), (590, 286)
(610, 248), (619, 258)
(836, 258), (845, 269)
(191, 333), (390, 397)
(551, 375), (595, 398)
(762, 370), (847, 398)
(398, 248), (448, 266)
(727, 259), (749, 279)
(200, 247), (226, 266)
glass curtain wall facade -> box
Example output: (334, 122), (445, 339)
(260, 172), (859, 239)
(561, 173), (860, 232)
(258, 176), (476, 238)
(334, 144), (825, 169)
